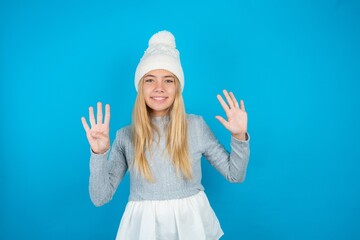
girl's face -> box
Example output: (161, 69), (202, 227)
(142, 69), (177, 117)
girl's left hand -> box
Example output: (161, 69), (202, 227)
(215, 90), (248, 141)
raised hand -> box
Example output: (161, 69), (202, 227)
(215, 90), (248, 141)
(81, 102), (111, 154)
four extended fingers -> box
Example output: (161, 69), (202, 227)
(82, 102), (110, 131)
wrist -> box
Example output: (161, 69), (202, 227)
(91, 148), (109, 154)
(232, 132), (247, 141)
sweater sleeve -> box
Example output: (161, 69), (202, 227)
(199, 116), (250, 183)
(89, 129), (128, 207)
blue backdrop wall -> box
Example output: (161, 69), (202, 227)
(1, 0), (359, 239)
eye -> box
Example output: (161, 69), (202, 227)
(165, 79), (174, 83)
(144, 78), (154, 83)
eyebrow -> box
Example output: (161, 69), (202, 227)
(144, 74), (175, 78)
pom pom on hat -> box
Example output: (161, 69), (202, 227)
(134, 30), (184, 92)
(149, 31), (176, 48)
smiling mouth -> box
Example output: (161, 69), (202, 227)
(151, 97), (168, 100)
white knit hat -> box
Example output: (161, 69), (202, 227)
(134, 30), (184, 92)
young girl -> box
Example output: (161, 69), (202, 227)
(81, 30), (250, 240)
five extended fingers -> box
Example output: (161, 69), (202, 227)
(215, 90), (247, 135)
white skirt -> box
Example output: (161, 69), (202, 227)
(115, 191), (224, 240)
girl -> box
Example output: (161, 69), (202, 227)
(81, 30), (250, 240)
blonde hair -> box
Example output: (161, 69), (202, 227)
(131, 76), (192, 182)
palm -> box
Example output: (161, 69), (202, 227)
(216, 90), (248, 137)
(87, 121), (109, 153)
(81, 102), (111, 154)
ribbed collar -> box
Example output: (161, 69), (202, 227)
(151, 115), (170, 125)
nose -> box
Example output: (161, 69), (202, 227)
(154, 81), (165, 92)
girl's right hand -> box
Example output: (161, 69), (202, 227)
(81, 102), (111, 154)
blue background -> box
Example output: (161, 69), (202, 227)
(1, 0), (360, 239)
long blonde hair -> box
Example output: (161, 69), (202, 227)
(131, 77), (192, 182)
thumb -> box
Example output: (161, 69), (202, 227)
(90, 131), (97, 138)
(215, 116), (229, 129)
(91, 131), (108, 140)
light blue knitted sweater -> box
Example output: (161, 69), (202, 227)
(89, 114), (250, 206)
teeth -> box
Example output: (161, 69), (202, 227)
(152, 97), (166, 100)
